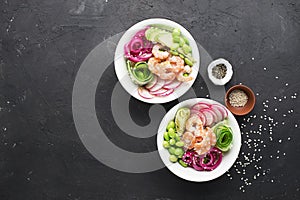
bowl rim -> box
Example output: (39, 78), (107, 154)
(225, 84), (256, 116)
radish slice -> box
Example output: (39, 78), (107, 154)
(164, 80), (174, 85)
(202, 110), (214, 127)
(191, 109), (207, 127)
(191, 103), (211, 111)
(202, 109), (217, 125)
(145, 76), (157, 89)
(149, 78), (165, 92)
(212, 104), (228, 119)
(138, 87), (154, 99)
(154, 89), (174, 97)
(163, 80), (181, 89)
(211, 105), (223, 122)
(150, 88), (168, 95)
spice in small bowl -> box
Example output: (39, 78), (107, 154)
(212, 64), (227, 79)
(225, 85), (255, 116)
(208, 58), (233, 86)
(228, 89), (248, 107)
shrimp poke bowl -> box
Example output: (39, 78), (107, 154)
(157, 98), (241, 182)
(114, 18), (200, 104)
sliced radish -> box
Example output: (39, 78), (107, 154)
(211, 105), (223, 122)
(191, 109), (207, 127)
(212, 104), (228, 119)
(202, 109), (217, 125)
(149, 78), (165, 92)
(191, 109), (199, 114)
(163, 80), (181, 89)
(202, 110), (214, 127)
(150, 88), (168, 95)
(209, 109), (218, 124)
(191, 102), (211, 111)
(138, 87), (154, 99)
(145, 76), (157, 90)
(154, 89), (174, 97)
(164, 80), (174, 86)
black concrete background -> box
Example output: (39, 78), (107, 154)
(0, 0), (299, 199)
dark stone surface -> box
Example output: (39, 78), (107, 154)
(0, 0), (299, 199)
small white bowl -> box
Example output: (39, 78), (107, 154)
(207, 58), (233, 86)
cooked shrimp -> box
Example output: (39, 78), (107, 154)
(152, 44), (169, 60)
(207, 128), (217, 146)
(182, 131), (195, 150)
(167, 56), (184, 73)
(193, 131), (212, 155)
(148, 57), (161, 70)
(182, 115), (216, 155)
(148, 59), (176, 81)
(176, 65), (193, 82)
(185, 115), (203, 135)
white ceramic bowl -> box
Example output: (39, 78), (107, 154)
(114, 18), (200, 104)
(157, 98), (241, 182)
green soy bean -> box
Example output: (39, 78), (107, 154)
(179, 159), (188, 167)
(174, 148), (184, 156)
(168, 128), (176, 138)
(175, 141), (184, 147)
(169, 155), (178, 163)
(183, 36), (189, 45)
(169, 139), (176, 146)
(173, 36), (180, 43)
(167, 121), (175, 130)
(170, 50), (179, 56)
(163, 141), (170, 149)
(168, 147), (176, 155)
(172, 28), (181, 37)
(164, 132), (170, 141)
(184, 57), (193, 66)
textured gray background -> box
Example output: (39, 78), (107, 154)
(0, 0), (299, 199)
